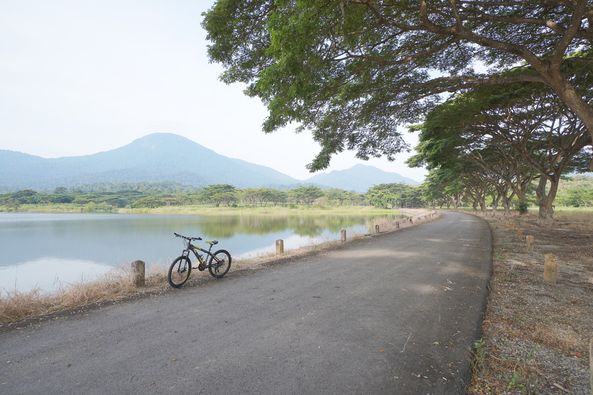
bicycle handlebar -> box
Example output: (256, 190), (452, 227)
(173, 232), (202, 241)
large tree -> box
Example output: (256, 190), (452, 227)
(203, 1), (593, 170)
(410, 81), (592, 218)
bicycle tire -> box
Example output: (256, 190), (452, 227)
(208, 250), (231, 278)
(168, 256), (192, 288)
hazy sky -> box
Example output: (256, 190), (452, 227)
(0, 0), (426, 181)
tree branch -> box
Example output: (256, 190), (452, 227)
(552, 0), (588, 67)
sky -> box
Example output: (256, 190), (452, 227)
(0, 0), (426, 182)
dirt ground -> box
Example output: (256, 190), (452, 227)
(469, 211), (593, 394)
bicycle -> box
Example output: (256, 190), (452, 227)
(168, 232), (232, 288)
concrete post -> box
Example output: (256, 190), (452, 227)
(275, 239), (284, 255)
(526, 235), (535, 253)
(375, 224), (380, 233)
(396, 221), (400, 229)
(544, 254), (558, 284)
(340, 229), (347, 242)
(131, 260), (145, 287)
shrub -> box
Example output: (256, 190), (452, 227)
(517, 201), (529, 215)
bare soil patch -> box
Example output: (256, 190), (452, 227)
(469, 211), (593, 394)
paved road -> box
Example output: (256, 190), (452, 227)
(0, 212), (491, 394)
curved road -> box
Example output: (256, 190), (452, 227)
(0, 212), (491, 394)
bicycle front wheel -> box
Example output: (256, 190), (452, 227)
(168, 256), (192, 288)
(208, 250), (231, 278)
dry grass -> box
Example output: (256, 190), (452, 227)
(124, 205), (398, 216)
(468, 210), (593, 394)
(0, 266), (168, 326)
(0, 209), (438, 327)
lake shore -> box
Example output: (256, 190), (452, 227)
(0, 204), (399, 216)
(0, 209), (436, 327)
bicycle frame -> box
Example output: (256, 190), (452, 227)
(182, 240), (214, 266)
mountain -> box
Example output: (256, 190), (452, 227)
(0, 133), (299, 192)
(306, 164), (419, 192)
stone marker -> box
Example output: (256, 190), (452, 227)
(526, 235), (535, 253)
(131, 260), (145, 287)
(543, 254), (558, 284)
(375, 224), (380, 233)
(276, 239), (284, 255)
(396, 221), (400, 229)
(340, 229), (347, 242)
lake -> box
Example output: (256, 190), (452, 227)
(0, 212), (398, 294)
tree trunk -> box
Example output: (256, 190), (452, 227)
(479, 197), (486, 212)
(451, 195), (459, 209)
(547, 73), (593, 170)
(514, 182), (527, 205)
(492, 192), (500, 211)
(536, 175), (560, 220)
(501, 195), (510, 214)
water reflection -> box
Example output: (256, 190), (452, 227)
(0, 212), (398, 292)
(0, 257), (112, 294)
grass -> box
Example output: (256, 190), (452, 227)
(0, 204), (399, 216)
(122, 205), (399, 216)
(0, 203), (115, 213)
(0, 266), (168, 325)
(0, 209), (436, 326)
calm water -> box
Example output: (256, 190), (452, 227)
(0, 212), (398, 293)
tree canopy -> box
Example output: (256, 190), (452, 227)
(203, 1), (593, 170)
(409, 79), (592, 217)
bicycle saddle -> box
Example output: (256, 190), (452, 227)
(207, 240), (219, 245)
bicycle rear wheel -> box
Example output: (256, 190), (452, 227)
(208, 250), (231, 278)
(168, 256), (192, 288)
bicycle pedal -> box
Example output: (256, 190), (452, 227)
(197, 263), (207, 271)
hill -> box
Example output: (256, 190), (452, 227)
(306, 164), (419, 192)
(0, 133), (299, 192)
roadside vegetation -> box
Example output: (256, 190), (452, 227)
(469, 210), (593, 394)
(0, 267), (169, 327)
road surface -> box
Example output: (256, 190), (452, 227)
(0, 212), (491, 394)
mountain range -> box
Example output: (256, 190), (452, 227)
(0, 133), (419, 193)
(307, 164), (418, 191)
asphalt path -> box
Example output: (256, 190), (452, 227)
(0, 212), (491, 394)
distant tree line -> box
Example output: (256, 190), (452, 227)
(0, 184), (367, 210)
(1, 178), (591, 212)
